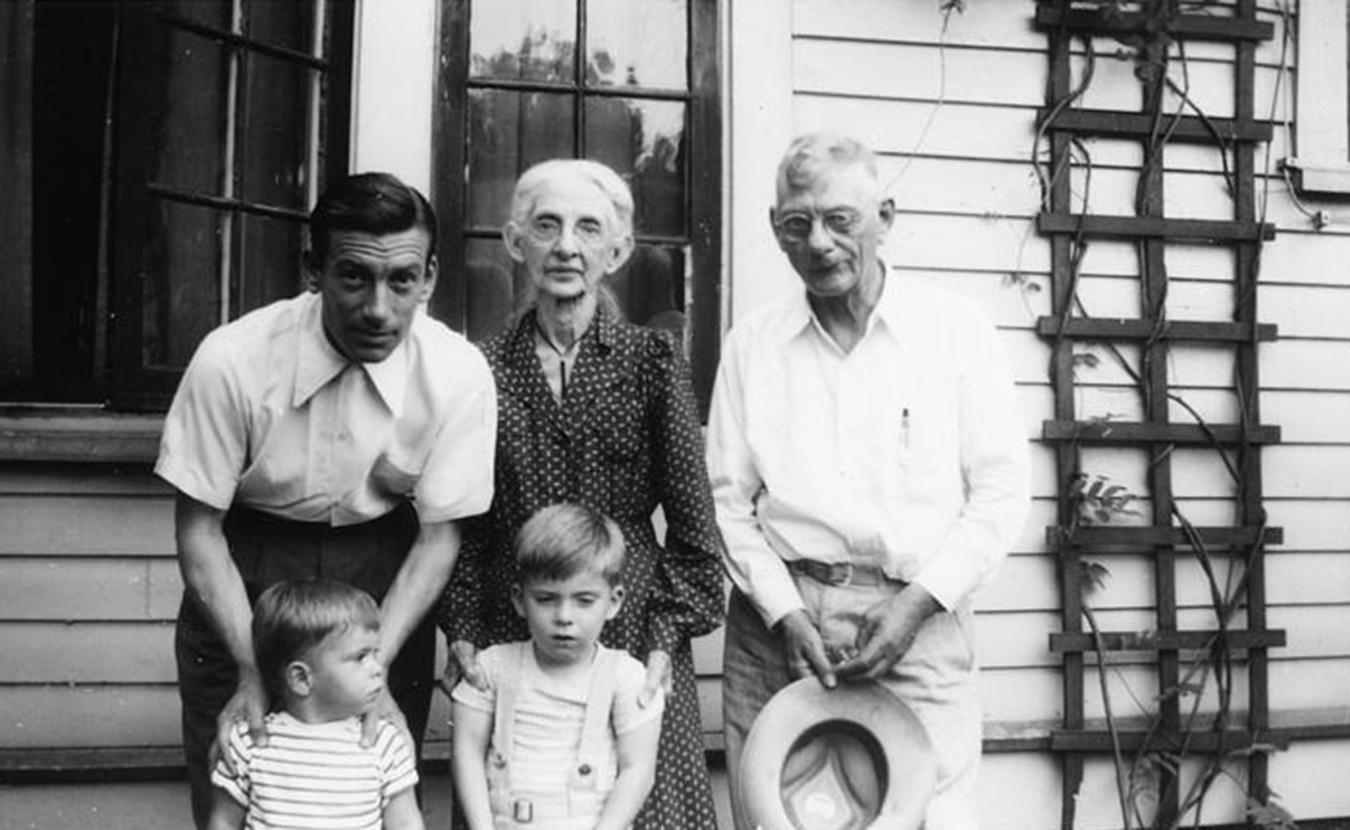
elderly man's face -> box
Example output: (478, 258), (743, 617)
(313, 228), (436, 363)
(771, 161), (893, 299)
(504, 173), (631, 303)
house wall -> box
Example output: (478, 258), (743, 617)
(723, 1), (1350, 827)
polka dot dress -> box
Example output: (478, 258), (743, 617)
(440, 306), (726, 830)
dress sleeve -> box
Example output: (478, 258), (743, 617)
(375, 720), (419, 803)
(643, 331), (727, 655)
(209, 722), (252, 807)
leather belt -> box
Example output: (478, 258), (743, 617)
(786, 559), (902, 587)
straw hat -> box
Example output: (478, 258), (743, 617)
(738, 677), (937, 830)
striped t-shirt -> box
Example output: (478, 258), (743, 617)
(212, 711), (418, 829)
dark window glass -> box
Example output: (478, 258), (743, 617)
(0, 0), (353, 407)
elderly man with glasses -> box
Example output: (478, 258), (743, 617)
(707, 133), (1030, 830)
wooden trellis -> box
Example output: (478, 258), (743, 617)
(1034, 2), (1285, 827)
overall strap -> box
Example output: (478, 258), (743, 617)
(490, 643), (527, 767)
(575, 647), (619, 776)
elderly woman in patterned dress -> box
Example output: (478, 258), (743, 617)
(438, 158), (725, 829)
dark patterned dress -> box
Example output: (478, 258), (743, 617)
(439, 306), (725, 830)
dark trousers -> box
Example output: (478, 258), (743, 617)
(175, 502), (436, 829)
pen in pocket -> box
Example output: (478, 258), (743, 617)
(902, 407), (910, 449)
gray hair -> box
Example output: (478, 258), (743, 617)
(508, 158), (635, 236)
(776, 133), (880, 197)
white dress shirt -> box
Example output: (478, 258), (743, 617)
(706, 272), (1030, 627)
(157, 291), (497, 526)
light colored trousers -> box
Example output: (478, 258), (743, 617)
(722, 575), (984, 830)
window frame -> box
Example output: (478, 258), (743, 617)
(1285, 0), (1350, 196)
(108, 0), (355, 410)
(432, 0), (722, 414)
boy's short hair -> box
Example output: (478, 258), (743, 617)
(252, 580), (380, 704)
(514, 503), (626, 586)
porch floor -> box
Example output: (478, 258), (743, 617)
(0, 758), (733, 830)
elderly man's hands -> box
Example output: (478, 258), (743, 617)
(776, 609), (836, 689)
(834, 584), (942, 681)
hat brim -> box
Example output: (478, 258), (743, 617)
(739, 677), (936, 830)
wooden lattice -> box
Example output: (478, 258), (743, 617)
(1034, 2), (1284, 827)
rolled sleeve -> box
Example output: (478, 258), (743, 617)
(155, 329), (248, 509)
(414, 351), (498, 524)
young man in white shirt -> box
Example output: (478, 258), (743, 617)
(707, 133), (1029, 830)
(158, 172), (497, 828)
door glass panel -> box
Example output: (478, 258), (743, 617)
(241, 52), (311, 209)
(470, 0), (576, 83)
(585, 97), (685, 237)
(141, 198), (222, 370)
(150, 28), (227, 195)
(586, 0), (687, 90)
(467, 89), (576, 228)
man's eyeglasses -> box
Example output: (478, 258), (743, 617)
(773, 210), (867, 243)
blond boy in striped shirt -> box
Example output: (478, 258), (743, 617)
(208, 580), (423, 830)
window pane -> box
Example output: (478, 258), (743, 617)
(245, 0), (314, 53)
(238, 213), (306, 314)
(241, 52), (312, 209)
(463, 237), (521, 341)
(163, 0), (231, 32)
(585, 97), (685, 237)
(149, 28), (227, 195)
(467, 89), (575, 228)
(586, 0), (687, 90)
(470, 0), (576, 83)
(607, 243), (685, 333)
(141, 199), (222, 370)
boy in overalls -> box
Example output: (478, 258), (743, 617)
(451, 504), (664, 830)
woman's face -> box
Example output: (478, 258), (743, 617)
(504, 172), (632, 303)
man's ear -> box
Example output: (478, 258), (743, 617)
(285, 661), (313, 697)
(510, 584), (525, 618)
(606, 585), (625, 620)
(420, 254), (439, 303)
(304, 250), (323, 292)
(878, 198), (896, 231)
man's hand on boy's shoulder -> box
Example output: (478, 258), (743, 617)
(213, 667), (268, 773)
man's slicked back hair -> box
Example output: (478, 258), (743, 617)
(309, 172), (438, 264)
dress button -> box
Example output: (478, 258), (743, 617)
(578, 763), (591, 776)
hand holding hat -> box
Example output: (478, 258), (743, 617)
(834, 584), (942, 682)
